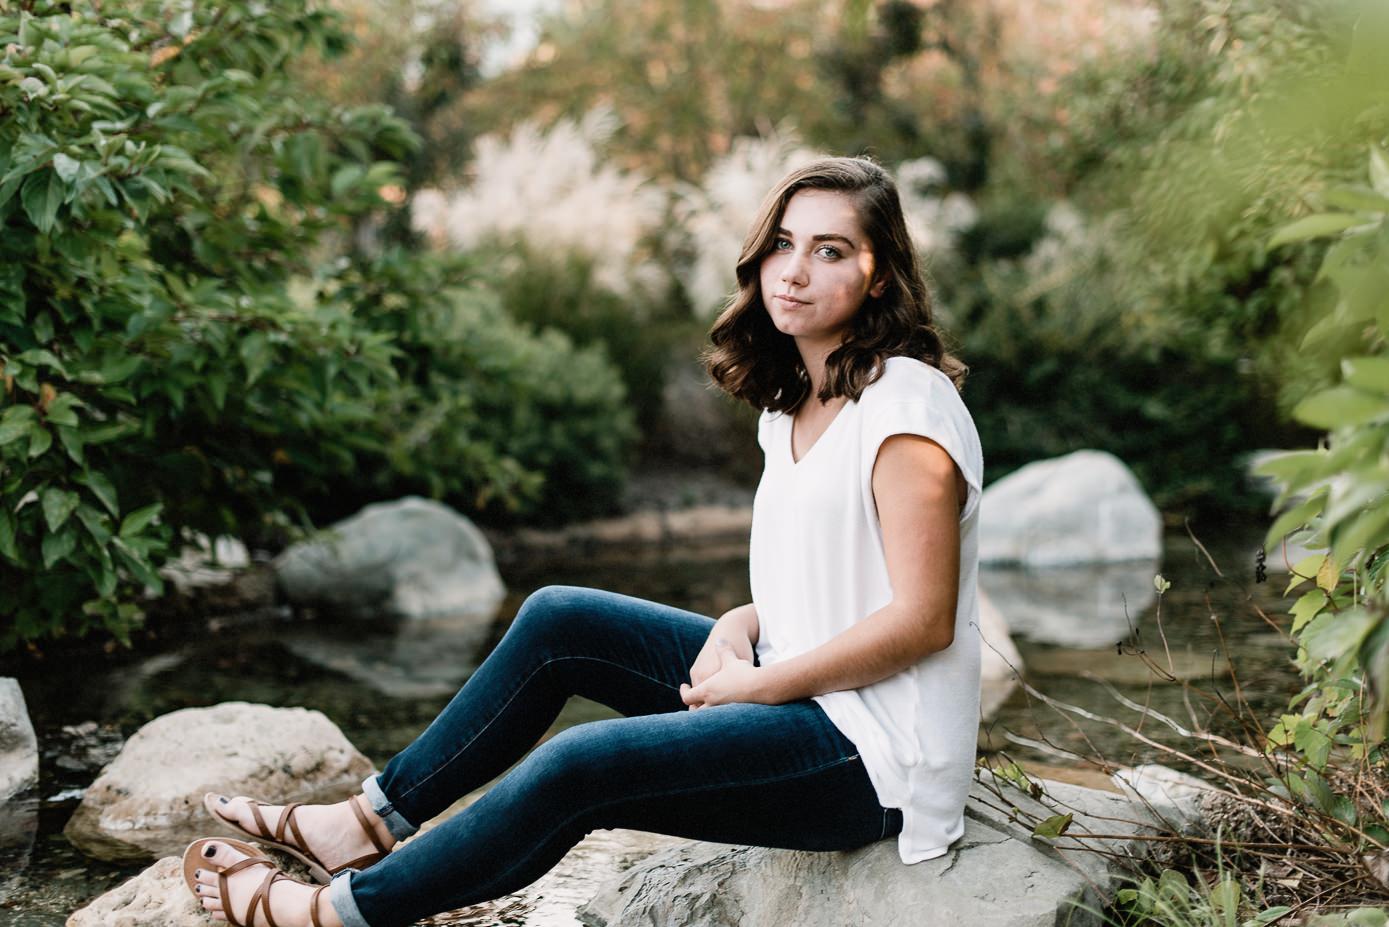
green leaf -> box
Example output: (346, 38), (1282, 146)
(1269, 213), (1364, 248)
(1323, 186), (1389, 213)
(1371, 146), (1389, 198)
(1031, 813), (1073, 839)
(1265, 493), (1327, 552)
(1289, 592), (1324, 636)
(1301, 607), (1377, 664)
(0, 406), (37, 445)
(112, 537), (163, 591)
(26, 425), (51, 458)
(77, 469), (119, 518)
(20, 169), (63, 235)
(75, 504), (111, 545)
(52, 153), (80, 183)
(1252, 908), (1293, 926)
(119, 502), (162, 538)
(1253, 450), (1323, 486)
(0, 509), (17, 561)
(1333, 504), (1389, 567)
(56, 425), (84, 465)
(41, 526), (77, 569)
(16, 348), (69, 377)
(1292, 719), (1333, 769)
(240, 332), (272, 387)
(41, 487), (80, 532)
(1292, 386), (1387, 429)
(44, 392), (80, 427)
(1343, 357), (1389, 396)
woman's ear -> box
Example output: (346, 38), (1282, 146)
(869, 274), (889, 298)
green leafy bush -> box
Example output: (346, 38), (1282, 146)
(1259, 148), (1389, 749)
(0, 1), (636, 650)
(313, 249), (637, 525)
(0, 1), (417, 648)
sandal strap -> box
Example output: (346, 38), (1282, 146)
(349, 795), (391, 856)
(216, 858), (274, 927)
(245, 869), (282, 927)
(281, 802), (308, 853)
(310, 884), (327, 927)
(239, 798), (312, 861)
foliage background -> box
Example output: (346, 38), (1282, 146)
(0, 0), (1379, 652)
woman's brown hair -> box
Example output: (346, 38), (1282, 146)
(703, 156), (965, 412)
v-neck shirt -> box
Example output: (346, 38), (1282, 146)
(749, 356), (984, 864)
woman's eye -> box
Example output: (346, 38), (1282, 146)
(773, 238), (793, 252)
(816, 245), (842, 259)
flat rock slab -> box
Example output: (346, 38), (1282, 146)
(579, 779), (1150, 927)
(65, 702), (373, 862)
(68, 828), (682, 927)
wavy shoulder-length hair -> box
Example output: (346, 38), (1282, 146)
(703, 156), (965, 413)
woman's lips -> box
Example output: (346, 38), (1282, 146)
(774, 294), (808, 306)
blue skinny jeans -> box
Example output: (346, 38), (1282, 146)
(329, 585), (902, 927)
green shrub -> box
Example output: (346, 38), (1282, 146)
(485, 245), (693, 443)
(0, 1), (419, 648)
(313, 249), (637, 525)
(0, 1), (637, 651)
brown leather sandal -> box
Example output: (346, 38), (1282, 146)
(181, 836), (331, 927)
(202, 793), (391, 885)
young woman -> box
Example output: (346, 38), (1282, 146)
(182, 156), (984, 927)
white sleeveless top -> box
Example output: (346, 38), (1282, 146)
(749, 356), (984, 863)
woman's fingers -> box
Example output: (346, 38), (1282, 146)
(680, 682), (703, 709)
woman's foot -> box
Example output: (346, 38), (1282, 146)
(206, 793), (397, 875)
(191, 840), (342, 927)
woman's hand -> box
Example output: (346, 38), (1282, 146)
(687, 608), (756, 685)
(680, 639), (766, 709)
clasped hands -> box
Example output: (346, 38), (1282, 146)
(679, 636), (765, 710)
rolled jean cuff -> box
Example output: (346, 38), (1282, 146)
(329, 870), (372, 927)
(362, 774), (418, 842)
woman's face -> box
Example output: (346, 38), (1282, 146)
(759, 188), (885, 355)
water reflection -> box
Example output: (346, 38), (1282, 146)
(0, 797), (37, 903)
(281, 613), (498, 700)
(979, 558), (1160, 648)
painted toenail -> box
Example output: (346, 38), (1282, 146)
(218, 796), (228, 804)
(204, 845), (217, 858)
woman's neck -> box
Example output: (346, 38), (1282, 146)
(797, 339), (838, 400)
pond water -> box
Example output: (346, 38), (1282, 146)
(0, 520), (1300, 926)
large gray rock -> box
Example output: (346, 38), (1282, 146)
(0, 677), (38, 801)
(68, 821), (680, 927)
(65, 856), (204, 927)
(980, 559), (1159, 647)
(579, 778), (1151, 927)
(66, 849), (316, 927)
(274, 496), (505, 622)
(980, 450), (1163, 567)
(65, 702), (373, 861)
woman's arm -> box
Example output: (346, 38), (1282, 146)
(680, 433), (963, 708)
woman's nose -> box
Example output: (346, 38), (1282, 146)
(780, 251), (808, 285)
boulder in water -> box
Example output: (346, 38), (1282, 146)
(64, 702), (373, 861)
(980, 450), (1162, 567)
(274, 496), (505, 622)
(0, 677), (38, 802)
